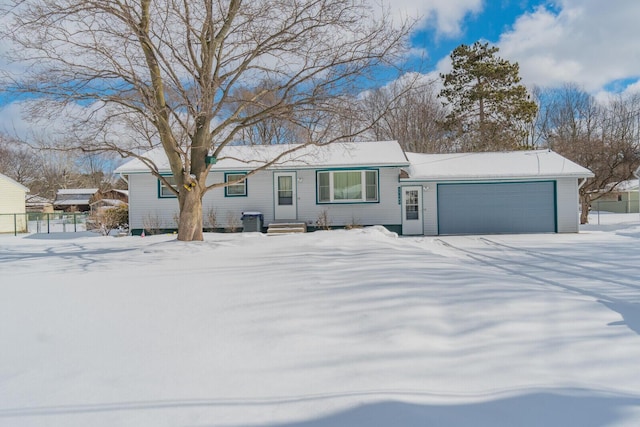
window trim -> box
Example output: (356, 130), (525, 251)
(158, 175), (178, 199)
(316, 169), (379, 204)
(225, 172), (248, 197)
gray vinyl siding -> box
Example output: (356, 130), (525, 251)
(555, 178), (581, 233)
(418, 178), (585, 235)
(422, 184), (438, 236)
(437, 181), (556, 235)
(297, 167), (401, 227)
(203, 171), (274, 228)
(127, 167), (403, 230)
(128, 174), (180, 229)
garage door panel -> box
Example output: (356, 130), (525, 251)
(437, 182), (556, 235)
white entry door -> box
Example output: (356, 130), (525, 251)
(402, 186), (423, 235)
(274, 172), (297, 220)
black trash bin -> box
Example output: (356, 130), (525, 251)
(241, 211), (263, 232)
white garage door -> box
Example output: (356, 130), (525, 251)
(437, 181), (557, 235)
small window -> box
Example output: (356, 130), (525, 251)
(365, 170), (377, 201)
(159, 176), (178, 198)
(278, 175), (293, 206)
(318, 172), (330, 202)
(317, 170), (378, 203)
(405, 189), (419, 220)
(225, 173), (247, 197)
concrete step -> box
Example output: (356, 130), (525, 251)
(267, 222), (307, 234)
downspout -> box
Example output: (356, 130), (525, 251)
(577, 177), (588, 191)
(577, 177), (589, 224)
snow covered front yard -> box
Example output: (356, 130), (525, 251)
(1, 213), (640, 427)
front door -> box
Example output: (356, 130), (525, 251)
(402, 186), (423, 235)
(274, 172), (297, 220)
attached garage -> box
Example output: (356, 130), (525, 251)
(403, 150), (594, 236)
(437, 181), (556, 235)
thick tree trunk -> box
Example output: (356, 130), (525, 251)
(579, 193), (590, 225)
(177, 187), (204, 241)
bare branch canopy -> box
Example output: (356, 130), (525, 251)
(1, 0), (415, 240)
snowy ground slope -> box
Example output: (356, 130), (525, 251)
(1, 212), (640, 427)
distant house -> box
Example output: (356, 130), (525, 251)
(54, 188), (99, 212)
(0, 172), (29, 233)
(25, 195), (54, 213)
(115, 141), (594, 236)
(591, 180), (639, 213)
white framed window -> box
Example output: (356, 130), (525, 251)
(225, 173), (247, 197)
(158, 175), (178, 198)
(317, 170), (378, 203)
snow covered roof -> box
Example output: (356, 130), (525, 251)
(406, 150), (594, 180)
(54, 200), (93, 206)
(0, 172), (29, 192)
(115, 141), (409, 174)
(91, 198), (127, 207)
(54, 188), (99, 206)
(57, 188), (99, 195)
(25, 195), (53, 205)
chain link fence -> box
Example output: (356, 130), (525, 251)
(0, 213), (90, 236)
(591, 199), (639, 214)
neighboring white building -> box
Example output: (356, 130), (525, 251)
(0, 172), (29, 233)
(115, 142), (594, 236)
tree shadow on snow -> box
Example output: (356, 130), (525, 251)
(601, 300), (640, 336)
(228, 391), (640, 427)
(2, 389), (639, 427)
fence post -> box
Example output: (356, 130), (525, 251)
(74, 213), (77, 232)
(14, 214), (17, 236)
(47, 213), (50, 234)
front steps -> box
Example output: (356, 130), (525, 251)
(267, 222), (307, 234)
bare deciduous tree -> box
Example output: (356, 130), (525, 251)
(0, 133), (40, 186)
(362, 77), (449, 153)
(1, 0), (414, 241)
(539, 85), (640, 223)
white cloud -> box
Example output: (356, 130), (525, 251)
(380, 0), (484, 37)
(498, 0), (640, 93)
(0, 102), (34, 139)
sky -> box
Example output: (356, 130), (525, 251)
(1, 0), (640, 134)
(400, 0), (640, 95)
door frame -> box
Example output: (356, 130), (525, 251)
(273, 171), (298, 220)
(401, 185), (424, 235)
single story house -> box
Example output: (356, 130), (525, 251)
(26, 195), (54, 213)
(0, 172), (29, 233)
(54, 188), (99, 212)
(590, 179), (639, 214)
(115, 141), (594, 236)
